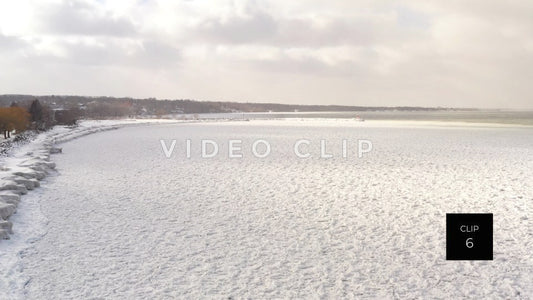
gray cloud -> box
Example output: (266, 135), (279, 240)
(31, 39), (181, 69)
(134, 40), (182, 68)
(37, 1), (136, 36)
(0, 34), (28, 53)
(195, 11), (277, 44)
(276, 18), (375, 47)
(186, 9), (423, 48)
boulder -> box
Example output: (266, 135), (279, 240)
(31, 179), (40, 187)
(50, 147), (62, 154)
(0, 180), (28, 195)
(17, 158), (56, 171)
(0, 229), (9, 240)
(29, 165), (46, 173)
(13, 169), (46, 180)
(0, 193), (21, 207)
(4, 176), (37, 190)
(0, 202), (16, 219)
(0, 220), (13, 234)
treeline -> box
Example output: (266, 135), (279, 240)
(0, 99), (75, 139)
(0, 95), (469, 120)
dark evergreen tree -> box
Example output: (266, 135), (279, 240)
(29, 99), (43, 123)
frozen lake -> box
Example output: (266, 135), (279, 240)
(8, 120), (533, 298)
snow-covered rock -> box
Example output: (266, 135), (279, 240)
(0, 202), (16, 220)
(0, 192), (20, 206)
(12, 169), (46, 181)
(0, 180), (28, 195)
(4, 176), (38, 190)
(50, 147), (62, 154)
(0, 220), (13, 234)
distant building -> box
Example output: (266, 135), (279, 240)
(53, 108), (77, 125)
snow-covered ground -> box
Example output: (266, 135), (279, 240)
(1, 119), (532, 298)
(0, 119), (185, 298)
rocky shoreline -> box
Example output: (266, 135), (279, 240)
(0, 123), (121, 239)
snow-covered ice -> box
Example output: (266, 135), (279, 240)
(1, 119), (532, 298)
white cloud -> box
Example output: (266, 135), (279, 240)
(0, 0), (532, 108)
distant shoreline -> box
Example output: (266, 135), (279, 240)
(166, 111), (533, 126)
(0, 94), (479, 115)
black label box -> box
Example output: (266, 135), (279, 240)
(446, 213), (493, 260)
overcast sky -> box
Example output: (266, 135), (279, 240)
(1, 0), (532, 108)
